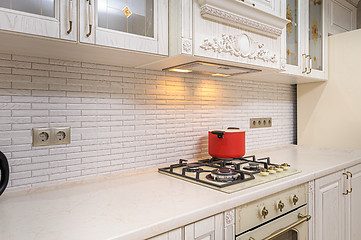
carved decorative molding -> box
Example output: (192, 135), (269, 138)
(308, 181), (314, 193)
(280, 58), (286, 70)
(200, 33), (277, 63)
(224, 209), (234, 226)
(200, 5), (282, 38)
(182, 38), (192, 54)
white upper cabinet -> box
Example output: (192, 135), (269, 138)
(282, 0), (328, 81)
(0, 0), (76, 41)
(252, 0), (282, 17)
(79, 0), (168, 55)
(328, 0), (357, 35)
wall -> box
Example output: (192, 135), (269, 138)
(0, 53), (297, 189)
(298, 29), (361, 149)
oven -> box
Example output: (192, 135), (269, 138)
(235, 184), (311, 240)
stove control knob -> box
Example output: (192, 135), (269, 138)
(276, 200), (285, 212)
(259, 206), (268, 219)
(290, 194), (299, 205)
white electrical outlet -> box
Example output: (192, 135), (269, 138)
(52, 127), (71, 145)
(33, 128), (51, 146)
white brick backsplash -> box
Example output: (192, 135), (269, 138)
(12, 55), (48, 64)
(0, 53), (296, 189)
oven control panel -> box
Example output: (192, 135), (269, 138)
(235, 183), (307, 234)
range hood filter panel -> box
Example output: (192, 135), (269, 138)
(164, 61), (261, 76)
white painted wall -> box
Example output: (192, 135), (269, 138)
(298, 29), (361, 150)
(0, 53), (296, 189)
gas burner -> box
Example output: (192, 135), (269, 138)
(243, 162), (261, 171)
(158, 156), (297, 192)
(185, 163), (203, 172)
(207, 168), (240, 182)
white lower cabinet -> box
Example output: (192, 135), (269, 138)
(185, 213), (224, 240)
(148, 228), (183, 240)
(314, 163), (361, 240)
(149, 212), (228, 240)
(346, 164), (361, 240)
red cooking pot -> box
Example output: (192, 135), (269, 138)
(208, 128), (245, 159)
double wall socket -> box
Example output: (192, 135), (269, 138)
(250, 118), (272, 128)
(33, 127), (71, 146)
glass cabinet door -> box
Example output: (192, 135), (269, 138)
(309, 0), (323, 71)
(87, 0), (168, 55)
(286, 0), (299, 67)
(0, 0), (64, 39)
(97, 0), (154, 38)
(0, 0), (55, 18)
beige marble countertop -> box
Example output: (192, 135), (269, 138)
(1, 145), (361, 240)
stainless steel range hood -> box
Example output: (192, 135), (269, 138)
(163, 61), (261, 77)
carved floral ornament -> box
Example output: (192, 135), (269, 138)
(200, 34), (278, 63)
(182, 39), (192, 54)
(225, 209), (234, 226)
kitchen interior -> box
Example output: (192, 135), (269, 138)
(0, 0), (361, 239)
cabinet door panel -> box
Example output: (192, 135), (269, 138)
(185, 213), (224, 240)
(0, 1), (59, 38)
(284, 0), (303, 76)
(79, 0), (95, 43)
(315, 171), (345, 240)
(194, 216), (215, 238)
(85, 0), (168, 55)
(148, 228), (182, 240)
(309, 0), (323, 71)
(253, 0), (280, 16)
(329, 0), (356, 35)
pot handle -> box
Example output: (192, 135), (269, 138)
(211, 131), (225, 139)
(227, 127), (240, 130)
(0, 151), (9, 196)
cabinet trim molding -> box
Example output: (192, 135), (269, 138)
(200, 33), (278, 63)
(200, 4), (284, 38)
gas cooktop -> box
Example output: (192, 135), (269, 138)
(158, 156), (300, 193)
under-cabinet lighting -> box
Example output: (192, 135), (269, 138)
(211, 73), (231, 77)
(169, 69), (192, 73)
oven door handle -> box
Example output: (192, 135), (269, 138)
(262, 213), (311, 240)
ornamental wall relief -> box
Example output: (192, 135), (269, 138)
(200, 33), (277, 63)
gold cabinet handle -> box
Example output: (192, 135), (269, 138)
(67, 21), (73, 34)
(306, 55), (312, 74)
(263, 214), (311, 240)
(86, 0), (93, 37)
(302, 54), (307, 73)
(67, 0), (73, 34)
(347, 171), (353, 193)
(343, 172), (349, 195)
